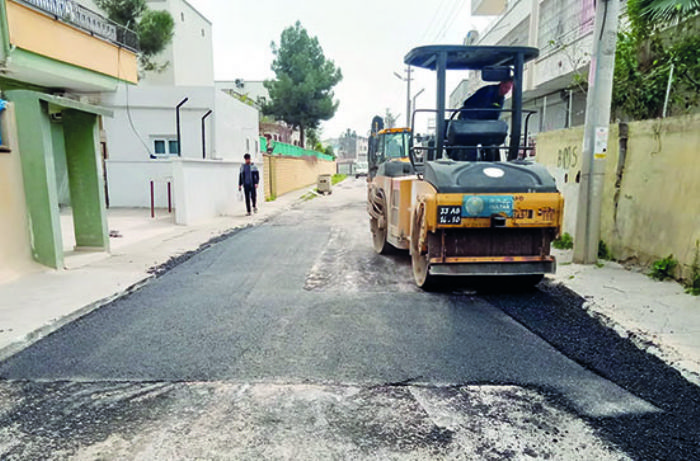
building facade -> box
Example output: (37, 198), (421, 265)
(459, 0), (600, 135)
(96, 0), (261, 224)
(0, 0), (139, 277)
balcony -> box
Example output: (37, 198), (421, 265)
(472, 0), (507, 16)
(1, 0), (139, 92)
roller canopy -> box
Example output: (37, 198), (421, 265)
(404, 46), (539, 70)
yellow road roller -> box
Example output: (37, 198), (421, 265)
(367, 45), (564, 289)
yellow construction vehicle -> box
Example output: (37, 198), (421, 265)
(367, 45), (564, 289)
(367, 120), (414, 252)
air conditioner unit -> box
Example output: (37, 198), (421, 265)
(464, 30), (480, 46)
(234, 78), (245, 89)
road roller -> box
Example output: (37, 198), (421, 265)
(367, 45), (564, 289)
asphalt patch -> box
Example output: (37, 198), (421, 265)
(482, 281), (700, 460)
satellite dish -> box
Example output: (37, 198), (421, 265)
(463, 30), (480, 46)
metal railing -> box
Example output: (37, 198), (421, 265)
(409, 108), (537, 167)
(14, 0), (139, 52)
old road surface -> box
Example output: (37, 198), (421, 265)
(1, 178), (698, 460)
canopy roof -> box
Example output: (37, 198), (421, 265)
(404, 45), (539, 70)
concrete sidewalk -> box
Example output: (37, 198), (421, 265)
(551, 249), (700, 386)
(0, 188), (307, 361)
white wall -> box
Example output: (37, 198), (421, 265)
(142, 0), (214, 87)
(172, 159), (242, 225)
(106, 160), (174, 208)
(101, 85), (215, 161)
(213, 90), (260, 162)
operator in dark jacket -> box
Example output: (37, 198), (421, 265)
(238, 153), (260, 216)
(458, 79), (513, 120)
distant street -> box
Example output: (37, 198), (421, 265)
(1, 178), (698, 460)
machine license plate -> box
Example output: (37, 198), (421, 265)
(438, 206), (462, 224)
(513, 209), (534, 219)
(462, 195), (514, 217)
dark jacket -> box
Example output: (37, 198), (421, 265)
(239, 163), (260, 187)
(458, 84), (504, 120)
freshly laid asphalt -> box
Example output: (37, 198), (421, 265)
(1, 178), (698, 460)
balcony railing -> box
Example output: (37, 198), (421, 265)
(13, 0), (139, 51)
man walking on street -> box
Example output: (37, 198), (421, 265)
(239, 153), (259, 216)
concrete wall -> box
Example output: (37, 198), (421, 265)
(536, 115), (700, 279)
(172, 159), (241, 225)
(264, 155), (336, 199)
(105, 160), (174, 208)
(0, 103), (35, 282)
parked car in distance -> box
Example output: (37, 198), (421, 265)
(355, 161), (368, 178)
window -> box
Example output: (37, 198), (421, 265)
(180, 12), (184, 22)
(169, 140), (180, 155)
(152, 138), (179, 156)
(246, 138), (250, 153)
(201, 28), (205, 37)
(154, 140), (166, 154)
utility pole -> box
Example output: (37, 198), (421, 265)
(394, 67), (413, 127)
(573, 0), (620, 264)
(412, 88), (425, 127)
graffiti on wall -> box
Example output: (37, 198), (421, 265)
(557, 145), (578, 169)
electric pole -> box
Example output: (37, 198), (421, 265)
(394, 67), (413, 127)
(573, 0), (620, 264)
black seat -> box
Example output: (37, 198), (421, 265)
(446, 119), (508, 147)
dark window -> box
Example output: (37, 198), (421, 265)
(169, 140), (180, 155)
(154, 140), (166, 154)
(201, 29), (205, 37)
(181, 12), (184, 21)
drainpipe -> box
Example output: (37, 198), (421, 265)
(175, 97), (189, 157)
(201, 109), (212, 159)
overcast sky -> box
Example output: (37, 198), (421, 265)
(186, 0), (492, 139)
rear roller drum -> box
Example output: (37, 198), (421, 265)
(411, 205), (439, 290)
(369, 195), (392, 255)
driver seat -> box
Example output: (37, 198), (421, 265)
(446, 119), (508, 147)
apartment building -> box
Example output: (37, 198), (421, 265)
(460, 0), (600, 135)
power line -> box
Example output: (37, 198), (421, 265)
(419, 0), (452, 43)
(433, 0), (466, 42)
(437, 0), (469, 41)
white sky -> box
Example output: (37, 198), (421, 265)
(186, 0), (492, 139)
